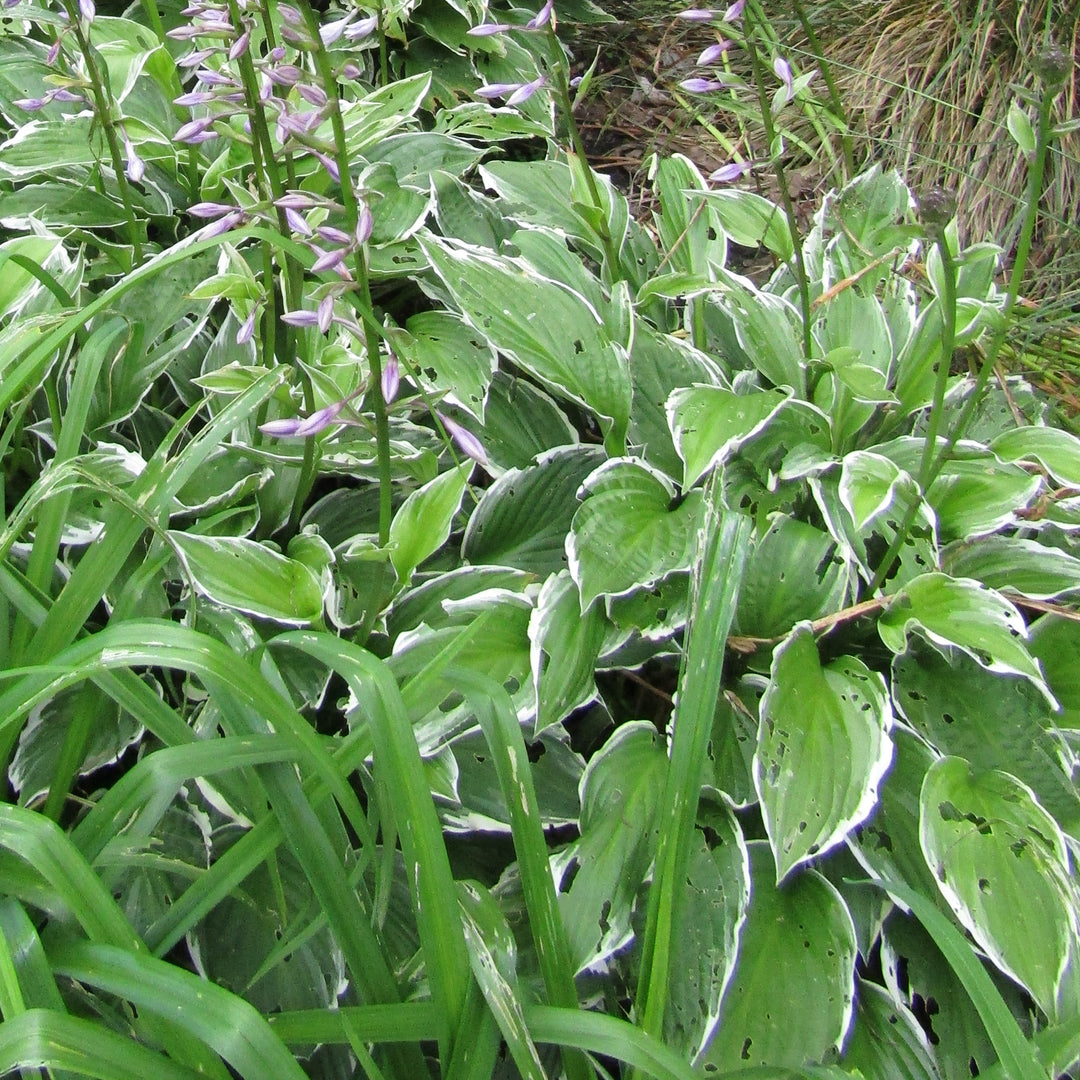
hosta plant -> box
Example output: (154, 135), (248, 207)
(0, 0), (1078, 1078)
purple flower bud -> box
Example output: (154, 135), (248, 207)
(476, 82), (521, 99)
(467, 21), (511, 35)
(281, 308), (320, 327)
(280, 23), (315, 47)
(278, 5), (302, 24)
(14, 96), (47, 112)
(355, 204), (373, 245)
(320, 13), (355, 44)
(344, 14), (378, 39)
(381, 354), (399, 403)
(266, 64), (303, 86)
(52, 88), (84, 102)
(506, 75), (545, 105)
(310, 244), (347, 273)
(260, 399), (345, 438)
(675, 7), (715, 20)
(177, 48), (214, 67)
(439, 413), (488, 466)
(123, 133), (145, 182)
(316, 224), (351, 244)
(709, 160), (751, 183)
(773, 56), (793, 90)
(174, 89), (216, 106)
(174, 115), (217, 143)
(276, 191), (317, 210)
(196, 210), (244, 238)
(697, 41), (730, 65)
(285, 206), (312, 235)
(236, 306), (258, 344)
(680, 77), (727, 93)
(194, 67), (234, 85)
(314, 151), (340, 183)
(341, 61), (363, 79)
(317, 293), (335, 332)
(187, 200), (235, 217)
(298, 82), (328, 107)
(526, 0), (554, 28)
(723, 0), (745, 20)
(46, 38), (62, 65)
(79, 0), (95, 20)
(228, 26), (251, 59)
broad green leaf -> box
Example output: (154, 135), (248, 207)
(480, 370), (578, 470)
(648, 153), (717, 276)
(389, 463), (469, 584)
(628, 325), (726, 479)
(668, 803), (750, 1062)
(169, 532), (324, 625)
(1007, 100), (1037, 153)
(927, 456), (1041, 541)
(699, 842), (857, 1071)
(734, 516), (852, 639)
(756, 626), (894, 882)
(387, 565), (533, 638)
(881, 913), (998, 1080)
(920, 756), (1080, 1020)
(462, 447), (605, 577)
(530, 571), (607, 736)
(391, 310), (496, 420)
(841, 978), (942, 1079)
(697, 187), (794, 261)
(419, 233), (632, 448)
(943, 535), (1080, 599)
(567, 458), (702, 610)
(1029, 614), (1080, 729)
(991, 425), (1080, 487)
(839, 451), (917, 532)
(667, 386), (789, 489)
(552, 722), (668, 973)
(878, 573), (1050, 697)
(893, 642), (1080, 834)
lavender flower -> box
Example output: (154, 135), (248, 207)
(78, 0), (94, 20)
(697, 41), (730, 66)
(680, 77), (728, 93)
(467, 21), (512, 36)
(381, 354), (399, 404)
(355, 204), (373, 245)
(773, 56), (793, 93)
(317, 293), (335, 333)
(526, 0), (555, 29)
(344, 14), (378, 39)
(675, 7), (715, 20)
(439, 413), (488, 466)
(723, 0), (745, 20)
(123, 130), (145, 182)
(709, 160), (751, 183)
(236, 305), (259, 345)
(260, 399), (346, 438)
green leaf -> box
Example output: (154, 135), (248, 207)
(530, 571), (608, 736)
(553, 722), (668, 973)
(667, 386), (790, 489)
(735, 516), (852, 639)
(419, 233), (632, 449)
(1029, 614), (1080, 729)
(462, 447), (605, 577)
(699, 842), (857, 1071)
(479, 370), (578, 469)
(389, 463), (469, 585)
(877, 573), (1050, 697)
(926, 456), (1041, 541)
(991, 425), (1080, 487)
(841, 978), (942, 1079)
(697, 187), (794, 261)
(756, 626), (894, 882)
(839, 450), (918, 533)
(1006, 100), (1037, 155)
(893, 642), (1080, 834)
(169, 532), (324, 625)
(943, 535), (1080, 599)
(567, 458), (702, 610)
(920, 756), (1080, 1021)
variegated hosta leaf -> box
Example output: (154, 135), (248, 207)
(418, 233), (632, 447)
(529, 571), (607, 737)
(991, 424), (1080, 488)
(839, 450), (920, 534)
(920, 756), (1080, 1021)
(756, 624), (894, 883)
(699, 841), (857, 1071)
(943, 535), (1080, 601)
(668, 801), (749, 1063)
(841, 978), (943, 1079)
(667, 385), (789, 490)
(169, 532), (324, 625)
(877, 573), (1053, 702)
(462, 446), (606, 578)
(567, 457), (701, 611)
(551, 722), (667, 974)
(734, 515), (853, 639)
(388, 463), (469, 585)
(751, 630), (894, 881)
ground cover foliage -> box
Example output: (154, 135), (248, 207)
(0, 0), (1079, 1077)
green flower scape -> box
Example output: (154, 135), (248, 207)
(0, 0), (1078, 1076)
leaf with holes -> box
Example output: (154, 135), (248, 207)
(878, 574), (1052, 700)
(699, 841), (857, 1071)
(755, 624), (894, 883)
(920, 756), (1080, 1021)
